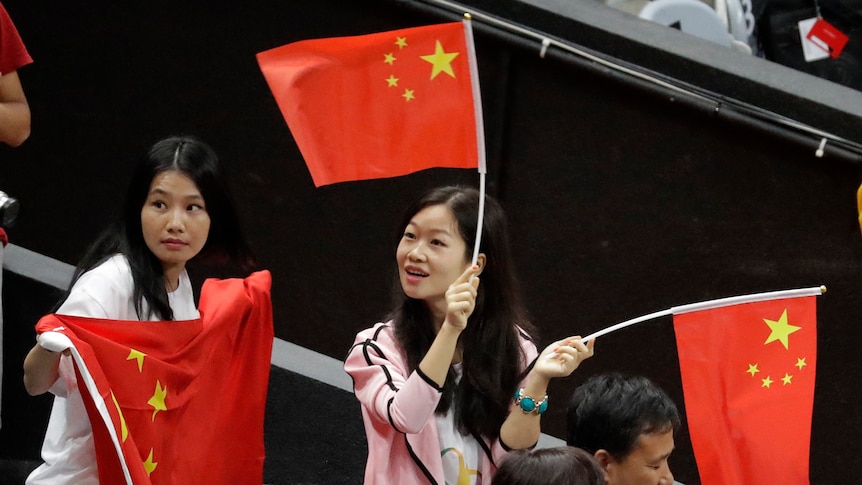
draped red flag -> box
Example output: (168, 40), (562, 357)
(673, 296), (817, 485)
(35, 270), (274, 485)
(256, 21), (480, 187)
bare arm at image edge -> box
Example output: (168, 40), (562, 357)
(0, 70), (31, 147)
(0, 2), (33, 147)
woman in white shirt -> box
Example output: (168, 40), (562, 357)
(22, 135), (254, 484)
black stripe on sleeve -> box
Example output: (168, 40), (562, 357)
(415, 367), (444, 393)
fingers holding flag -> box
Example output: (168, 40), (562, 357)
(536, 336), (596, 378)
(444, 264), (481, 332)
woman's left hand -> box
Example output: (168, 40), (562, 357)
(533, 336), (595, 379)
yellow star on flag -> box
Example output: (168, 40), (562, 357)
(746, 363), (759, 376)
(763, 309), (800, 349)
(383, 52), (396, 65)
(127, 349), (146, 372)
(761, 376), (774, 388)
(148, 380), (167, 421)
(385, 75), (399, 87)
(402, 89), (415, 101)
(395, 36), (408, 49)
(781, 373), (793, 385)
(143, 448), (158, 476)
(796, 357), (807, 370)
(110, 392), (128, 442)
(420, 40), (459, 79)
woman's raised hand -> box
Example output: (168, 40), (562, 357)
(443, 265), (481, 332)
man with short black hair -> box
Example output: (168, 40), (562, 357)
(567, 373), (681, 485)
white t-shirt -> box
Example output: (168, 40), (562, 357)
(26, 254), (198, 485)
(435, 363), (484, 485)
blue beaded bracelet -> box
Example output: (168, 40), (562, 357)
(514, 388), (548, 415)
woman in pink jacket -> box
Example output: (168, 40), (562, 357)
(345, 186), (595, 484)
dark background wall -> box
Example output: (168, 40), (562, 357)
(1, 0), (861, 483)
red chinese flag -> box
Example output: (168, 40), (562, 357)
(673, 296), (817, 485)
(256, 22), (480, 186)
(35, 270), (274, 485)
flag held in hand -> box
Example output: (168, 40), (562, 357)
(34, 271), (274, 485)
(673, 295), (817, 485)
(257, 22), (480, 187)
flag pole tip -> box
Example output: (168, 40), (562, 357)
(463, 12), (472, 20)
(820, 285), (827, 294)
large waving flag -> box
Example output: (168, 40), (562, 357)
(256, 21), (481, 187)
(673, 294), (817, 485)
(35, 270), (274, 485)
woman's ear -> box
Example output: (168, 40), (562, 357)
(475, 253), (486, 275)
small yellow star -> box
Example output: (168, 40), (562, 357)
(148, 380), (167, 421)
(395, 37), (408, 49)
(763, 309), (801, 350)
(761, 376), (774, 388)
(402, 89), (415, 101)
(420, 40), (459, 79)
(746, 363), (759, 376)
(127, 349), (146, 372)
(383, 53), (396, 65)
(385, 75), (399, 87)
(143, 448), (158, 476)
(795, 357), (807, 370)
(781, 373), (793, 386)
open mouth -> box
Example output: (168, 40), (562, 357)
(405, 268), (428, 278)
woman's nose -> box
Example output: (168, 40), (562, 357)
(407, 244), (425, 261)
(166, 209), (185, 232)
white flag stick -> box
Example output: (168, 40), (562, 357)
(579, 308), (674, 344)
(548, 286), (826, 358)
(579, 285), (826, 344)
(464, 16), (486, 268)
(471, 173), (485, 267)
(669, 285), (826, 315)
(463, 16), (486, 176)
(40, 332), (135, 484)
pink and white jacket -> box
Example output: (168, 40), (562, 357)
(344, 321), (539, 484)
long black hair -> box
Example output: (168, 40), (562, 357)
(389, 186), (537, 440)
(57, 135), (255, 320)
